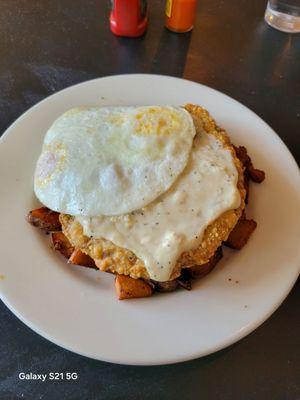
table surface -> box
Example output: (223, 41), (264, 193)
(0, 1), (299, 399)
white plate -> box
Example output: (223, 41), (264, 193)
(0, 74), (299, 366)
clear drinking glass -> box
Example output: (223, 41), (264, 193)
(265, 0), (300, 33)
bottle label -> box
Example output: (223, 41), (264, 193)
(165, 0), (172, 17)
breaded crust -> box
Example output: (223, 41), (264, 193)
(60, 105), (246, 281)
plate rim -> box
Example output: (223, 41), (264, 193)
(0, 73), (299, 365)
(1, 272), (299, 366)
(1, 73), (299, 177)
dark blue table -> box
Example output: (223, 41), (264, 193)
(1, 1), (299, 399)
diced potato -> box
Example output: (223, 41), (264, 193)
(69, 249), (97, 269)
(177, 275), (192, 290)
(247, 164), (265, 183)
(151, 273), (192, 292)
(234, 145), (250, 167)
(153, 280), (178, 292)
(115, 275), (153, 300)
(234, 145), (265, 183)
(51, 232), (74, 258)
(244, 172), (249, 204)
(26, 207), (61, 231)
(225, 219), (257, 250)
(188, 247), (223, 279)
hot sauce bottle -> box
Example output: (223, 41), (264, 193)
(165, 0), (197, 33)
(110, 0), (148, 37)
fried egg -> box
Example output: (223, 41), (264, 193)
(75, 128), (241, 281)
(59, 105), (244, 282)
(34, 106), (196, 216)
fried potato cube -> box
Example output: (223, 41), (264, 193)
(177, 275), (192, 290)
(26, 207), (61, 231)
(247, 164), (265, 183)
(115, 275), (153, 300)
(51, 232), (74, 258)
(188, 246), (223, 279)
(234, 145), (250, 167)
(234, 145), (265, 183)
(153, 280), (179, 292)
(69, 249), (97, 269)
(244, 172), (250, 204)
(225, 219), (257, 250)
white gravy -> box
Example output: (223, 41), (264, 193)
(76, 132), (240, 281)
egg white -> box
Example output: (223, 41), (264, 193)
(34, 106), (196, 216)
